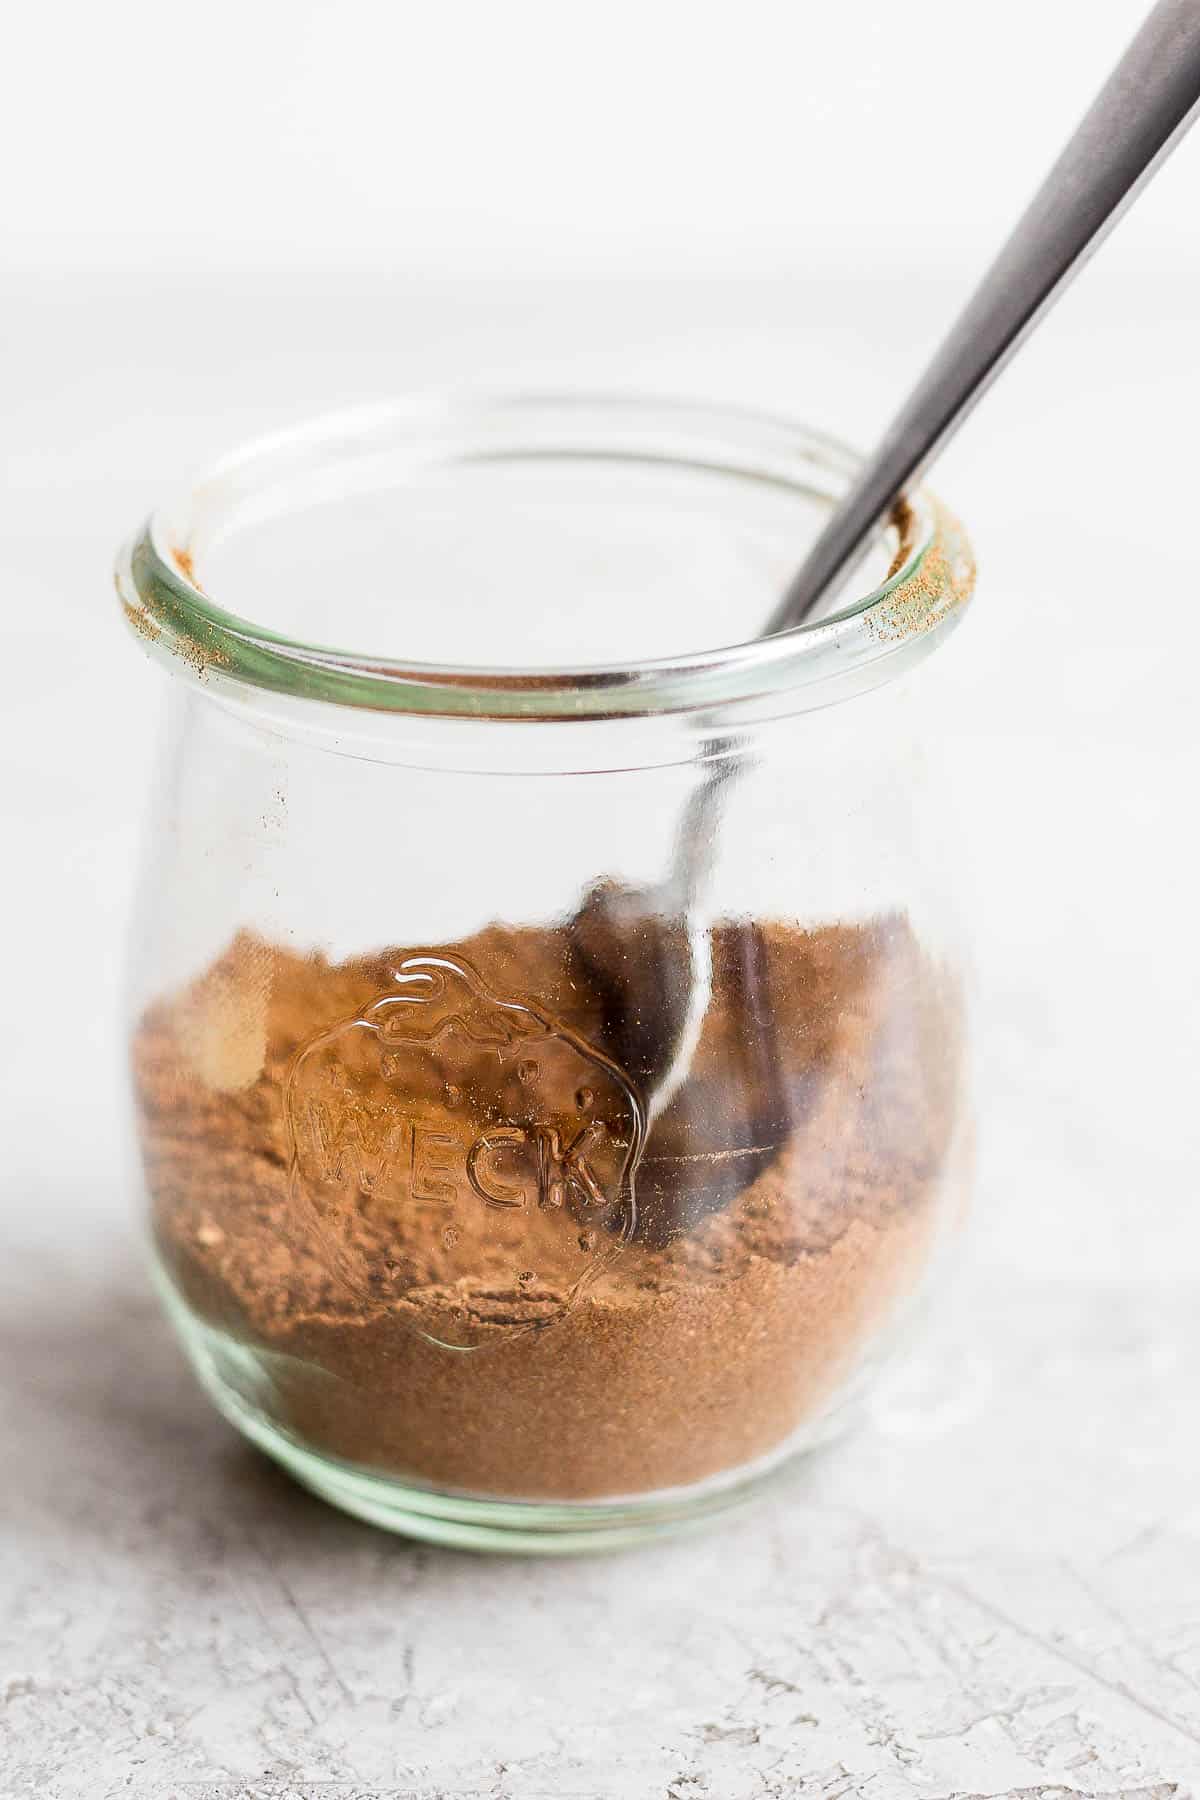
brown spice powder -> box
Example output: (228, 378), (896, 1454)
(133, 915), (965, 1501)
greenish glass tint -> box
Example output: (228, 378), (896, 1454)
(116, 393), (972, 723)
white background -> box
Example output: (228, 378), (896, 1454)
(4, 2), (1200, 1794)
(6, 0), (1199, 281)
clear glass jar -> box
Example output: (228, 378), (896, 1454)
(116, 393), (975, 1552)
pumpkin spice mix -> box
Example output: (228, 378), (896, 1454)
(132, 912), (964, 1501)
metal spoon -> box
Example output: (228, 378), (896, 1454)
(571, 0), (1200, 1135)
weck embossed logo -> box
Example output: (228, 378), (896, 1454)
(284, 953), (644, 1349)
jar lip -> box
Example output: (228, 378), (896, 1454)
(115, 391), (975, 722)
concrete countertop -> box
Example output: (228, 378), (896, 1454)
(3, 273), (1198, 1798)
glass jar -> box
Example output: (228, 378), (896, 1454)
(116, 393), (975, 1552)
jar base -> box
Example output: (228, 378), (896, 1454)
(155, 1262), (873, 1554)
(211, 1392), (819, 1554)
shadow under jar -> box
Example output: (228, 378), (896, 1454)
(117, 393), (975, 1553)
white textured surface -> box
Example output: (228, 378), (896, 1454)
(3, 272), (1200, 1797)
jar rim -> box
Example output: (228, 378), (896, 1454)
(114, 391), (975, 722)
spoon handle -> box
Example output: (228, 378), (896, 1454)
(768, 0), (1200, 634)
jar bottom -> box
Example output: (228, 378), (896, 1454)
(151, 1255), (926, 1554)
